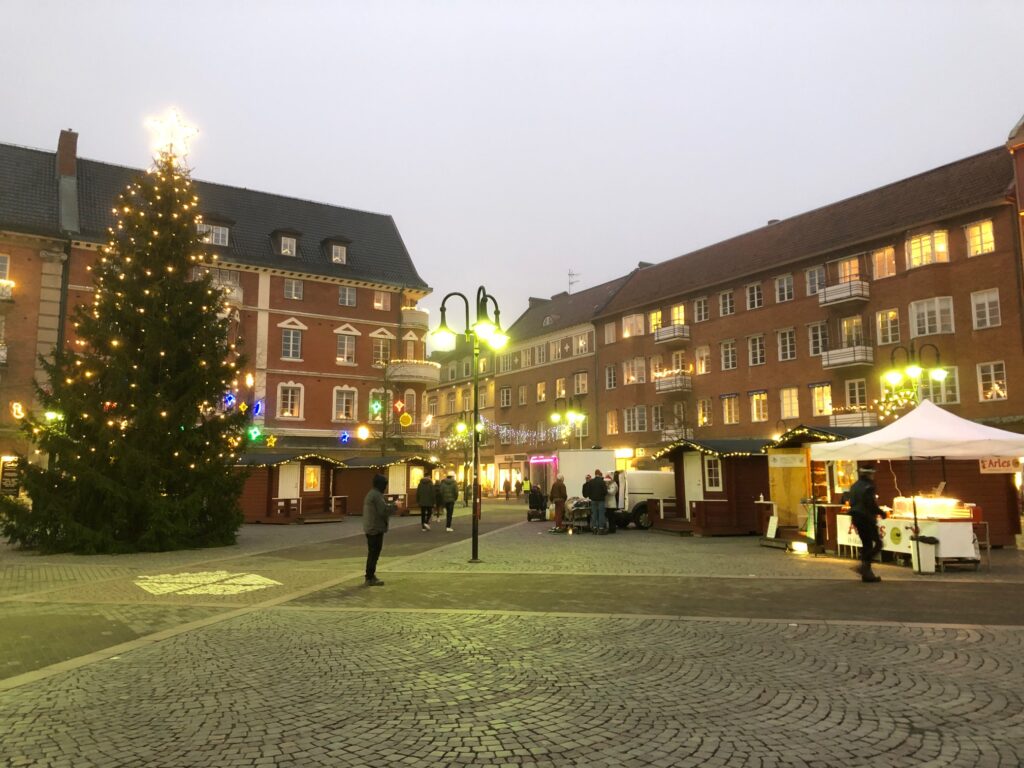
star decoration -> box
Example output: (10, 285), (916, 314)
(266, 435), (278, 447)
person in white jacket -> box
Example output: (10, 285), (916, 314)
(604, 473), (619, 534)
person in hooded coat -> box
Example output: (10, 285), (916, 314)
(362, 473), (395, 586)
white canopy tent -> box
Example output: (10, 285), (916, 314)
(810, 399), (1024, 461)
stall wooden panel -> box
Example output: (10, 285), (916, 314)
(238, 467), (272, 523)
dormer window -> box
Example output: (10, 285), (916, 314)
(331, 244), (347, 264)
(281, 236), (297, 256)
(198, 223), (229, 246)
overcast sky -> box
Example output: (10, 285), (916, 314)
(4, 0), (1024, 331)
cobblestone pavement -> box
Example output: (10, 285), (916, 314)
(0, 504), (1022, 767)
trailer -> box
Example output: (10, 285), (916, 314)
(611, 469), (676, 530)
(555, 448), (617, 499)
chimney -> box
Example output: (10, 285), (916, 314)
(56, 129), (80, 234)
(527, 296), (549, 308)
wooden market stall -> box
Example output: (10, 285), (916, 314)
(333, 455), (440, 516)
(237, 452), (347, 524)
(653, 438), (770, 536)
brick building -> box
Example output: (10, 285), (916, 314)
(0, 130), (437, 463)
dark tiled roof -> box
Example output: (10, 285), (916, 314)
(0, 141), (428, 290)
(0, 144), (60, 236)
(655, 437), (771, 459)
(506, 274), (633, 341)
(600, 147), (1014, 316)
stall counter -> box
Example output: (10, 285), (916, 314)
(837, 514), (979, 561)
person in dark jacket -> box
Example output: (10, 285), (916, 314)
(549, 474), (568, 532)
(438, 472), (459, 532)
(514, 478), (523, 499)
(849, 464), (886, 583)
(362, 473), (395, 586)
(503, 477), (512, 501)
(584, 469), (607, 534)
(416, 476), (436, 531)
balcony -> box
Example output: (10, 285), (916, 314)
(654, 323), (690, 345)
(653, 372), (692, 393)
(401, 307), (430, 330)
(829, 411), (879, 428)
(386, 358), (441, 385)
(662, 427), (693, 442)
(818, 280), (869, 306)
(821, 345), (874, 369)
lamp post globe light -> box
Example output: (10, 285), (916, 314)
(431, 287), (507, 563)
(880, 341), (945, 419)
(550, 396), (586, 450)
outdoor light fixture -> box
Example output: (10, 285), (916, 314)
(356, 425), (370, 441)
(550, 396), (587, 449)
(885, 342), (946, 387)
(431, 286), (506, 563)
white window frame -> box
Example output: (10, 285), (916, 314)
(624, 405), (648, 433)
(808, 322), (828, 357)
(574, 372), (588, 395)
(555, 377), (567, 399)
(649, 309), (663, 332)
(977, 361), (1007, 401)
(331, 244), (348, 264)
(373, 291), (391, 311)
(775, 275), (794, 303)
(876, 309), (900, 346)
(622, 314), (644, 338)
(805, 266), (825, 296)
(697, 398), (713, 427)
(777, 328), (796, 361)
(281, 329), (302, 360)
(703, 456), (723, 491)
(332, 386), (357, 421)
(872, 246), (895, 279)
(845, 379), (867, 409)
(971, 289), (1001, 330)
(574, 332), (590, 355)
(910, 297), (954, 338)
(606, 410), (619, 435)
(965, 219), (995, 257)
(336, 333), (356, 364)
(722, 395), (739, 425)
(338, 286), (357, 306)
(720, 340), (737, 371)
(537, 381), (547, 402)
(604, 322), (616, 344)
(780, 387), (799, 420)
(623, 357), (646, 385)
(277, 383), (303, 419)
(500, 387), (512, 408)
(811, 383), (832, 416)
(719, 291), (734, 316)
(905, 230), (949, 269)
(746, 283), (763, 310)
(835, 255), (861, 283)
(518, 385), (527, 406)
(748, 335), (766, 366)
(652, 404), (664, 432)
(280, 236), (297, 256)
(695, 345), (711, 375)
(605, 364), (617, 390)
(671, 304), (685, 326)
(283, 278), (303, 300)
(750, 391), (768, 422)
(372, 337), (391, 366)
(197, 223), (230, 246)
(694, 297), (709, 323)
(920, 367), (959, 405)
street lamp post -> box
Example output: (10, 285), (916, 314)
(431, 287), (508, 563)
(550, 395), (586, 450)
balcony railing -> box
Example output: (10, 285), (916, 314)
(401, 307), (430, 329)
(653, 372), (692, 393)
(386, 359), (441, 385)
(654, 324), (690, 344)
(821, 345), (873, 369)
(818, 280), (869, 306)
(829, 411), (879, 428)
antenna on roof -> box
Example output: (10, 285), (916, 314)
(568, 269), (580, 294)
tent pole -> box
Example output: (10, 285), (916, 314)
(910, 457), (921, 574)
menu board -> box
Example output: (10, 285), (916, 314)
(1, 459), (19, 496)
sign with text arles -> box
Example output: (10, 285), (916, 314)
(979, 456), (1022, 474)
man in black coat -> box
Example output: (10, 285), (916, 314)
(584, 469), (607, 534)
(848, 464), (886, 583)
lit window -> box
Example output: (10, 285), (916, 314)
(278, 384), (302, 418)
(746, 283), (763, 310)
(872, 246), (895, 279)
(835, 255), (860, 283)
(750, 392), (768, 422)
(574, 332), (590, 354)
(197, 223), (229, 246)
(775, 275), (793, 303)
(722, 395), (739, 425)
(910, 297), (954, 337)
(372, 337), (391, 365)
(780, 387), (799, 420)
(649, 310), (663, 332)
(623, 357), (646, 384)
(695, 345), (710, 374)
(606, 410), (619, 435)
(336, 333), (356, 364)
(280, 236), (297, 256)
(719, 291), (734, 316)
(876, 309), (900, 345)
(920, 367), (959, 404)
(811, 384), (832, 416)
(694, 297), (709, 322)
(373, 291), (391, 311)
(622, 314), (644, 337)
(368, 389), (392, 422)
(283, 278), (303, 300)
(697, 398), (713, 427)
(536, 381), (547, 402)
(965, 220), (994, 257)
(840, 316), (864, 347)
(281, 329), (302, 360)
(338, 286), (357, 307)
(978, 361), (1007, 401)
(720, 340), (736, 371)
(972, 289), (1001, 330)
(331, 244), (348, 264)
(549, 340), (562, 361)
(906, 231), (949, 269)
(555, 377), (567, 398)
(333, 388), (356, 421)
(777, 329), (796, 361)
(671, 304), (685, 326)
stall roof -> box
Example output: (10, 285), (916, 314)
(810, 399), (1024, 460)
(768, 425), (876, 449)
(655, 438), (771, 460)
(340, 455), (439, 469)
(236, 452), (347, 467)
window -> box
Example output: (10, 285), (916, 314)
(372, 337), (391, 365)
(282, 329), (302, 360)
(478, 389), (488, 409)
(876, 309), (900, 345)
(808, 323), (828, 357)
(604, 322), (616, 344)
(845, 379), (867, 409)
(697, 398), (713, 427)
(303, 465), (322, 493)
(624, 405), (647, 433)
(840, 316), (864, 347)
(606, 410), (619, 435)
(649, 309), (663, 332)
(197, 222), (229, 246)
(780, 387), (799, 420)
(671, 350), (685, 372)
(500, 387), (512, 408)
(336, 333), (356, 364)
(461, 360), (471, 377)
(775, 275), (793, 303)
(671, 304), (685, 326)
(920, 368), (959, 404)
(518, 385), (527, 406)
(537, 381), (547, 402)
(746, 283), (763, 310)
(333, 387), (356, 421)
(719, 291), (734, 316)
(836, 255), (860, 283)
(278, 384), (302, 418)
(910, 297), (954, 337)
(978, 361), (1007, 401)
(750, 392), (768, 422)
(720, 340), (736, 371)
(972, 289), (1001, 330)
(445, 392), (456, 414)
(428, 397), (438, 417)
(280, 236), (297, 256)
(652, 405), (664, 432)
(811, 383), (832, 416)
(965, 220), (994, 257)
(555, 377), (567, 398)
(805, 266), (825, 296)
(338, 286), (357, 306)
(574, 332), (590, 354)
(622, 314), (644, 338)
(500, 424), (512, 445)
(722, 395), (739, 425)
(535, 344), (547, 364)
(549, 340), (562, 361)
(703, 456), (723, 491)
(872, 246), (895, 279)
(605, 365), (617, 390)
(406, 341), (415, 359)
(695, 345), (710, 374)
(650, 354), (664, 379)
(283, 278), (303, 300)
(906, 230), (949, 269)
(748, 335), (765, 366)
(694, 297), (709, 323)
(331, 244), (347, 264)
(373, 291), (391, 311)
(623, 357), (646, 384)
(447, 362), (457, 381)
(777, 329), (796, 361)
(574, 372), (588, 395)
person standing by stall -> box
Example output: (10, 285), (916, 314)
(362, 473), (395, 586)
(585, 469), (607, 534)
(849, 464), (886, 583)
(549, 474), (568, 532)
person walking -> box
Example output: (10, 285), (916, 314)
(503, 477), (512, 501)
(514, 478), (523, 499)
(416, 475), (436, 531)
(604, 472), (619, 534)
(362, 473), (395, 586)
(849, 464), (886, 583)
(439, 472), (459, 532)
(584, 469), (607, 534)
(549, 474), (568, 532)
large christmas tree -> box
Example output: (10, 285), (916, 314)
(0, 141), (250, 553)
